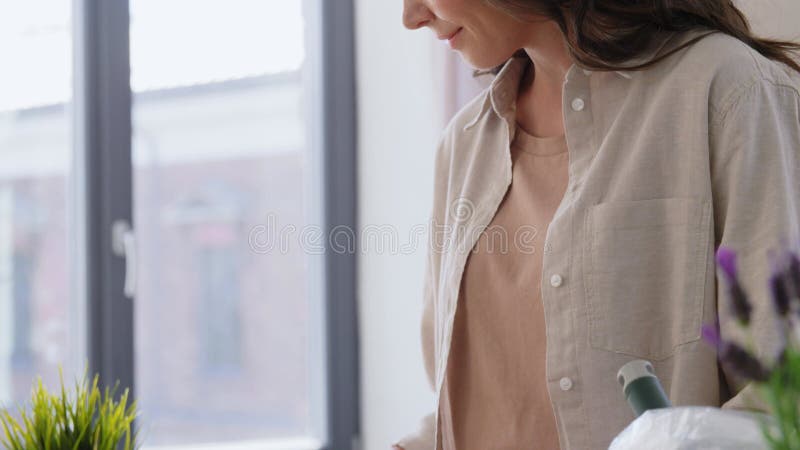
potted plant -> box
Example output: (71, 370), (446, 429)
(0, 368), (138, 450)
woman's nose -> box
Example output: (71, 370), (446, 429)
(402, 0), (434, 30)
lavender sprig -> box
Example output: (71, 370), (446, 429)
(768, 248), (795, 318)
(703, 244), (800, 450)
(769, 272), (791, 317)
(716, 246), (753, 326)
(701, 320), (771, 382)
(787, 252), (800, 301)
(718, 340), (772, 382)
(701, 320), (721, 349)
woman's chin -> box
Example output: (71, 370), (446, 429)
(459, 52), (513, 72)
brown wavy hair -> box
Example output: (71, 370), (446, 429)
(476, 0), (800, 77)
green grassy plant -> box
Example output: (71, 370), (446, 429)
(0, 368), (138, 450)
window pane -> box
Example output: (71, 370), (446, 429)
(131, 1), (323, 447)
(0, 1), (82, 407)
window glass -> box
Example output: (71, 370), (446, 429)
(0, 0), (82, 411)
(130, 1), (322, 446)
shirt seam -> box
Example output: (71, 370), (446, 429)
(710, 80), (800, 202)
(712, 71), (800, 128)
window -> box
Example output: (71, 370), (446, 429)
(1, 0), (358, 448)
(12, 250), (33, 366)
(0, 0), (83, 412)
(198, 245), (242, 371)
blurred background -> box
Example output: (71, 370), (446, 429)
(0, 1), (797, 449)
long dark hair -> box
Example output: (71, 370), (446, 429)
(477, 0), (800, 77)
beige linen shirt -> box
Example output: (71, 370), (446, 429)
(395, 26), (800, 450)
(440, 124), (568, 449)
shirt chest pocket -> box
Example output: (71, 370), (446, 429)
(583, 197), (709, 361)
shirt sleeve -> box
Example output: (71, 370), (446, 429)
(708, 77), (800, 412)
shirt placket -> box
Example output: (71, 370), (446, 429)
(539, 64), (594, 450)
(435, 93), (517, 450)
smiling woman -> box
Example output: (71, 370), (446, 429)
(397, 1), (800, 449)
(402, 0), (555, 70)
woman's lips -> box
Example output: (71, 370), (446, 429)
(446, 28), (463, 48)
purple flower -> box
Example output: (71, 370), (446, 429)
(715, 246), (752, 326)
(770, 271), (791, 317)
(701, 318), (771, 383)
(719, 340), (771, 382)
(728, 280), (752, 326)
(787, 250), (800, 300)
(701, 321), (721, 348)
(716, 246), (738, 280)
(767, 247), (800, 318)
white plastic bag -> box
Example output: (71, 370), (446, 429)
(608, 406), (777, 449)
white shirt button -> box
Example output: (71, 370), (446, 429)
(549, 274), (563, 287)
(571, 97), (585, 111)
(559, 377), (573, 391)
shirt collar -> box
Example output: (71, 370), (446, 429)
(463, 27), (718, 131)
(461, 54), (529, 131)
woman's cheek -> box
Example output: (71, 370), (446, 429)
(429, 0), (471, 22)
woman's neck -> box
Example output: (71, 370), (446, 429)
(516, 26), (575, 138)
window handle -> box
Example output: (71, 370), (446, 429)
(112, 220), (137, 299)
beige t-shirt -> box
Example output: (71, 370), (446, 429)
(438, 120), (569, 449)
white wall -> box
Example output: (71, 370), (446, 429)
(354, 2), (448, 450)
(354, 3), (800, 450)
(736, 0), (800, 40)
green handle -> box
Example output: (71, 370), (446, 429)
(617, 359), (672, 417)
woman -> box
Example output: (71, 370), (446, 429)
(396, 1), (800, 449)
